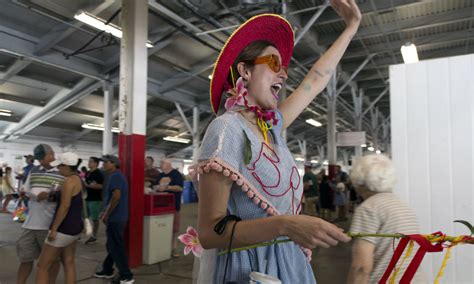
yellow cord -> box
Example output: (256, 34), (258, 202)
(230, 66), (236, 88)
(389, 240), (414, 284)
(433, 235), (464, 284)
(257, 117), (273, 145)
(434, 247), (452, 284)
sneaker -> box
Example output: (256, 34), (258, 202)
(85, 236), (97, 244)
(94, 271), (114, 279)
(109, 278), (135, 284)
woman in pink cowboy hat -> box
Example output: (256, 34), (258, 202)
(195, 1), (361, 283)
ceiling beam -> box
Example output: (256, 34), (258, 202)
(0, 92), (43, 107)
(0, 58), (32, 86)
(157, 58), (214, 94)
(344, 29), (473, 59)
(319, 8), (474, 45)
(0, 28), (104, 80)
(2, 78), (101, 141)
(0, 90), (104, 118)
(309, 0), (437, 26)
(33, 0), (117, 56)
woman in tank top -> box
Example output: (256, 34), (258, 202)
(36, 152), (84, 284)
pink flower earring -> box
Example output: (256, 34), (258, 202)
(224, 77), (247, 111)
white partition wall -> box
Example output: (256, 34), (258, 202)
(390, 54), (474, 283)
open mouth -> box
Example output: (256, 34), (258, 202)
(271, 83), (282, 100)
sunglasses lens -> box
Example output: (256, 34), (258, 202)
(270, 55), (280, 72)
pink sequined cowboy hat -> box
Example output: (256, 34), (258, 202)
(210, 14), (294, 114)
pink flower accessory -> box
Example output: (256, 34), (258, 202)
(178, 226), (204, 257)
(224, 77), (247, 111)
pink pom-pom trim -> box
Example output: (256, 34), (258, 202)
(266, 208), (274, 215)
(223, 169), (231, 176)
(253, 197), (260, 204)
(261, 202), (268, 209)
(211, 163), (221, 171)
(204, 166), (211, 173)
(246, 191), (255, 198)
(236, 179), (243, 186)
(230, 174), (238, 181)
(241, 184), (249, 192)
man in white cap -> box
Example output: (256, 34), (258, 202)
(16, 144), (63, 284)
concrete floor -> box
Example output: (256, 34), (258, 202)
(0, 202), (352, 283)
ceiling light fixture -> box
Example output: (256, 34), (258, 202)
(305, 118), (322, 127)
(183, 159), (193, 163)
(208, 74), (212, 80)
(0, 109), (13, 117)
(401, 42), (419, 64)
(367, 146), (375, 151)
(163, 136), (190, 144)
(295, 157), (305, 162)
(74, 11), (153, 48)
(376, 150), (382, 154)
(361, 144), (367, 147)
(81, 123), (120, 133)
(310, 160), (319, 164)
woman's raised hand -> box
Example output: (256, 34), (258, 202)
(281, 215), (351, 249)
(330, 0), (362, 30)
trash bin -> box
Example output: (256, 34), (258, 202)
(143, 193), (175, 264)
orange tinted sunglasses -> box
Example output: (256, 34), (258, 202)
(249, 54), (288, 75)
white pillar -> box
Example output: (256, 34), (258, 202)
(118, 0), (148, 135)
(192, 106), (200, 162)
(102, 79), (113, 154)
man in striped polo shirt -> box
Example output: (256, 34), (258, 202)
(16, 144), (64, 284)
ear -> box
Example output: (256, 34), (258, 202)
(236, 62), (251, 81)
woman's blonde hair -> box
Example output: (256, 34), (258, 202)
(350, 154), (396, 193)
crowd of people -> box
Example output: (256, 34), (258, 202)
(302, 164), (359, 222)
(0, 144), (187, 284)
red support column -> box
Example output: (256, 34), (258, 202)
(119, 134), (145, 268)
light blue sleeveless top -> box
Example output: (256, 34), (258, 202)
(198, 110), (316, 284)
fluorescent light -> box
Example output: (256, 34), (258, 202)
(163, 136), (190, 144)
(208, 74), (212, 80)
(376, 150), (382, 154)
(82, 123), (119, 133)
(367, 146), (375, 151)
(401, 43), (419, 64)
(310, 160), (319, 164)
(0, 109), (13, 117)
(305, 118), (322, 127)
(295, 157), (305, 162)
(323, 160), (329, 165)
(183, 159), (193, 163)
(361, 144), (367, 147)
(74, 11), (153, 48)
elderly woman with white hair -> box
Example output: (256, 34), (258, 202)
(347, 154), (426, 284)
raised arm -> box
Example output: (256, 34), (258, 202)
(279, 0), (361, 129)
